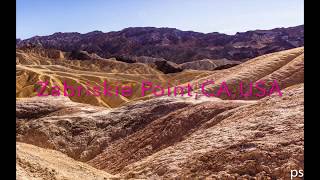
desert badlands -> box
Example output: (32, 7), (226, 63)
(16, 43), (304, 179)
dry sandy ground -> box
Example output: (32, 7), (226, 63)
(17, 142), (117, 180)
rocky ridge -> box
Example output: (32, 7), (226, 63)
(17, 25), (304, 63)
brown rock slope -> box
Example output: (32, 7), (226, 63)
(88, 99), (254, 173)
(16, 96), (202, 162)
(117, 84), (304, 179)
(17, 142), (117, 180)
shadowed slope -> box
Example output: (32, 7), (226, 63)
(16, 96), (200, 161)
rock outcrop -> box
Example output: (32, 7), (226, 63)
(180, 58), (241, 71)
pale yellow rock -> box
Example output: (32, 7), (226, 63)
(16, 142), (117, 180)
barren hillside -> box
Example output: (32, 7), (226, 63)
(17, 142), (117, 180)
(16, 48), (212, 107)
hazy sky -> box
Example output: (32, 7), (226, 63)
(17, 0), (304, 39)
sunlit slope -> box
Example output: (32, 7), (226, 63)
(16, 47), (304, 107)
(16, 49), (212, 107)
(137, 47), (304, 101)
(17, 142), (117, 180)
(195, 47), (304, 99)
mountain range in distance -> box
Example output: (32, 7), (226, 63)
(16, 25), (304, 64)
